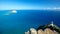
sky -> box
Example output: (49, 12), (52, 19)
(0, 0), (60, 10)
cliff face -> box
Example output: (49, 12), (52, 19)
(25, 22), (60, 34)
(38, 29), (45, 34)
(37, 24), (60, 34)
(38, 28), (59, 34)
(25, 28), (59, 34)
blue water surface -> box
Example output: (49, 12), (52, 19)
(0, 10), (60, 34)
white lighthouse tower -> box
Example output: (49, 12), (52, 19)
(50, 21), (54, 27)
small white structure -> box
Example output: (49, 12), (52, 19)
(50, 21), (54, 27)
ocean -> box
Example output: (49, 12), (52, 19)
(0, 10), (60, 34)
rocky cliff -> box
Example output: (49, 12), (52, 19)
(25, 22), (60, 34)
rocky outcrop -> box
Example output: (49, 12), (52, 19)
(25, 22), (60, 34)
(38, 29), (45, 34)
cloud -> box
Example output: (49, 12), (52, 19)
(40, 7), (60, 10)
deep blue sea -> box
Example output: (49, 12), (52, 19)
(0, 10), (60, 34)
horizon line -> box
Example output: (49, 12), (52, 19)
(0, 7), (60, 10)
